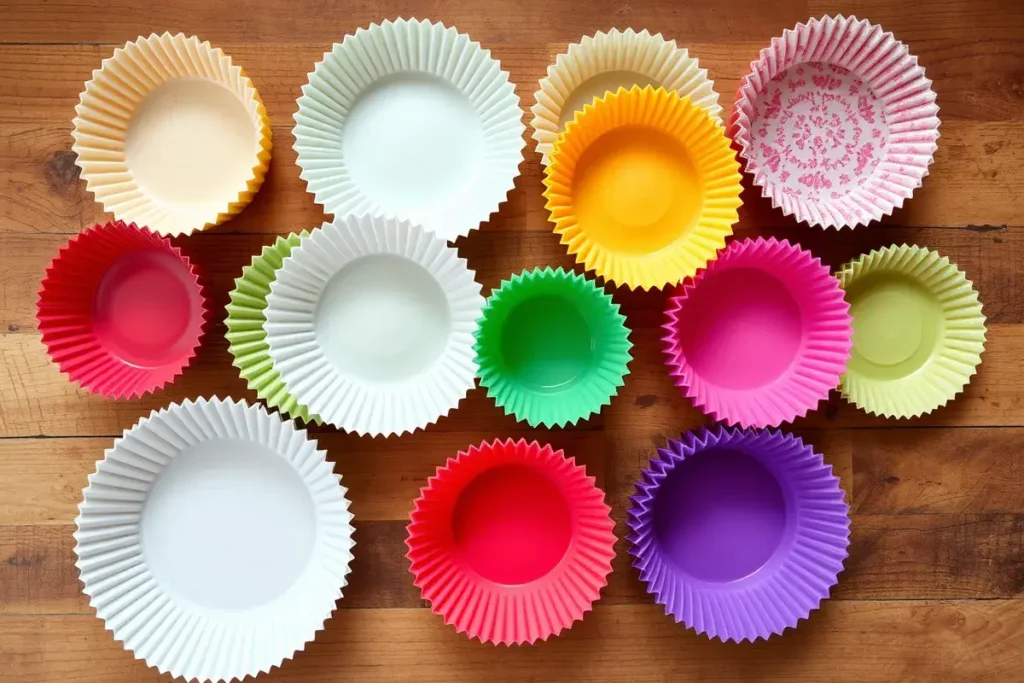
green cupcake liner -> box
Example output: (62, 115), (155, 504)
(474, 267), (632, 427)
(838, 244), (987, 419)
(225, 231), (321, 424)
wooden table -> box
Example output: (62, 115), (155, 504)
(1, 1), (1023, 681)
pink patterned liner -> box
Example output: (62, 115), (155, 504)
(729, 15), (940, 228)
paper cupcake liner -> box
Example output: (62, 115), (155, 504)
(475, 267), (632, 428)
(663, 237), (852, 427)
(225, 231), (322, 424)
(37, 221), (209, 399)
(293, 18), (525, 242)
(72, 33), (272, 236)
(264, 215), (485, 437)
(530, 28), (722, 165)
(628, 426), (850, 642)
(730, 15), (940, 228)
(407, 438), (615, 645)
(74, 397), (355, 682)
(838, 244), (986, 418)
(544, 85), (742, 290)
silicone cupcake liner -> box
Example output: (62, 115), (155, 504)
(663, 237), (852, 427)
(226, 230), (321, 424)
(72, 33), (272, 236)
(628, 426), (850, 642)
(293, 18), (525, 241)
(531, 28), (722, 165)
(838, 244), (987, 418)
(407, 438), (616, 645)
(264, 215), (485, 437)
(544, 86), (742, 290)
(730, 15), (940, 228)
(37, 221), (209, 399)
(75, 397), (355, 682)
(475, 267), (632, 428)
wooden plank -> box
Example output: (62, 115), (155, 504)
(3, 120), (1022, 235)
(0, 1), (815, 46)
(1, 601), (1022, 682)
(0, 430), (605, 526)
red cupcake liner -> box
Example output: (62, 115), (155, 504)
(406, 438), (615, 645)
(37, 221), (208, 398)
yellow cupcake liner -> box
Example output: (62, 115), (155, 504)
(72, 32), (272, 236)
(543, 85), (742, 290)
(838, 244), (987, 419)
(530, 28), (722, 165)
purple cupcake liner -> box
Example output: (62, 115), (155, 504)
(627, 426), (850, 642)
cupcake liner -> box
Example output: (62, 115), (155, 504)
(74, 397), (355, 682)
(530, 28), (722, 165)
(838, 244), (987, 418)
(407, 438), (616, 645)
(36, 221), (209, 399)
(264, 215), (485, 437)
(475, 267), (632, 428)
(628, 426), (851, 642)
(225, 230), (321, 424)
(663, 237), (852, 427)
(293, 18), (525, 242)
(543, 85), (742, 290)
(72, 32), (272, 237)
(730, 15), (940, 228)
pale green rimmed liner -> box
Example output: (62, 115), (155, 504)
(226, 231), (320, 424)
(837, 244), (986, 419)
(474, 267), (632, 428)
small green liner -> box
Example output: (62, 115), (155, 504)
(226, 231), (320, 424)
(474, 267), (632, 427)
(837, 244), (987, 419)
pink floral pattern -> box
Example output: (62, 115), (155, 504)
(749, 62), (889, 203)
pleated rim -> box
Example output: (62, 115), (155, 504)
(225, 230), (321, 424)
(663, 237), (852, 427)
(292, 17), (525, 241)
(838, 244), (987, 418)
(264, 215), (485, 437)
(530, 28), (722, 165)
(71, 32), (272, 236)
(74, 397), (355, 682)
(406, 438), (616, 645)
(543, 85), (742, 290)
(36, 221), (209, 399)
(729, 15), (940, 228)
(627, 426), (851, 642)
(474, 267), (633, 428)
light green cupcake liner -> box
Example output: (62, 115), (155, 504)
(837, 244), (987, 419)
(225, 231), (320, 424)
(474, 267), (632, 428)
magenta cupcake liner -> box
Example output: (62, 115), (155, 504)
(662, 237), (852, 428)
(730, 15), (940, 228)
(627, 426), (851, 642)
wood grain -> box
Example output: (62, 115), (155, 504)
(1, 0), (1023, 680)
(2, 602), (1022, 683)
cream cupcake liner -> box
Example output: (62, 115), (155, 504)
(293, 18), (525, 242)
(531, 28), (722, 165)
(72, 32), (272, 236)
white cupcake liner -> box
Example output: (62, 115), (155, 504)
(531, 28), (722, 165)
(264, 215), (485, 437)
(72, 33), (272, 237)
(74, 397), (354, 683)
(293, 18), (525, 241)
(730, 15), (940, 228)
